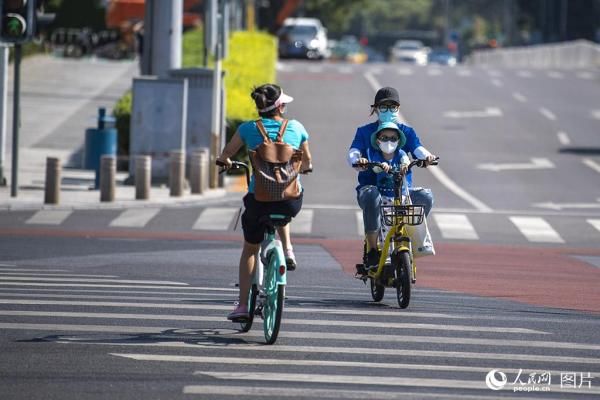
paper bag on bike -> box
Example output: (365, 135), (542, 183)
(406, 217), (435, 257)
(250, 119), (303, 202)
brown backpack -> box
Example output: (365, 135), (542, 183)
(249, 119), (303, 202)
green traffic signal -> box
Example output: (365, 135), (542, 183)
(4, 13), (26, 36)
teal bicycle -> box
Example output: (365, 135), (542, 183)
(218, 160), (288, 345)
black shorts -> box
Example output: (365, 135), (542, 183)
(241, 192), (303, 244)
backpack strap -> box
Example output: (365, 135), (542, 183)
(275, 119), (289, 142)
(255, 119), (272, 143)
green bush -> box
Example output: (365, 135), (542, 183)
(113, 90), (132, 158)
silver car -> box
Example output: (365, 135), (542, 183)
(390, 40), (429, 65)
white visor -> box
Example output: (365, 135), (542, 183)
(258, 92), (294, 113)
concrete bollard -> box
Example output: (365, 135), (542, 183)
(44, 157), (61, 204)
(135, 155), (151, 200)
(190, 148), (209, 194)
(100, 155), (116, 202)
(169, 150), (185, 197)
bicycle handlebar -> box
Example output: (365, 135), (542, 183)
(216, 160), (313, 187)
(352, 157), (439, 174)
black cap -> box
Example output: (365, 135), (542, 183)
(372, 87), (400, 106)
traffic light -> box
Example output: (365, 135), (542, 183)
(0, 0), (35, 43)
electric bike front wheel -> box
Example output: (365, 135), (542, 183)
(394, 250), (412, 309)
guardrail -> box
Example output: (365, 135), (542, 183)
(468, 39), (600, 69)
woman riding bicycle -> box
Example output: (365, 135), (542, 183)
(217, 83), (312, 321)
(348, 87), (437, 268)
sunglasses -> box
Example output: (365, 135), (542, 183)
(378, 136), (399, 142)
(377, 104), (399, 112)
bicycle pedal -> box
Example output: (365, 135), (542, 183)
(230, 316), (249, 323)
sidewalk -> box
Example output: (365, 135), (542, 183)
(0, 54), (228, 211)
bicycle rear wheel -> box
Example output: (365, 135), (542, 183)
(394, 250), (412, 309)
(239, 284), (257, 332)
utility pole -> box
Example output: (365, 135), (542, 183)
(143, 0), (182, 77)
(0, 45), (8, 186)
(10, 44), (21, 197)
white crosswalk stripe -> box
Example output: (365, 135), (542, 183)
(509, 216), (564, 243)
(588, 219), (600, 233)
(26, 210), (72, 225)
(192, 207), (237, 230)
(432, 213), (478, 240)
(291, 209), (313, 234)
(109, 208), (160, 227)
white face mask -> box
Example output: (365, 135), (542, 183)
(378, 110), (399, 123)
(378, 141), (398, 154)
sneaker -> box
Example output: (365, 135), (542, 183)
(285, 249), (297, 271)
(366, 248), (380, 270)
(227, 304), (249, 321)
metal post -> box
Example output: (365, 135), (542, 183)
(135, 155), (151, 200)
(10, 44), (22, 197)
(169, 150), (185, 197)
(149, 0), (182, 77)
(44, 157), (61, 205)
(190, 147), (209, 194)
(100, 155), (116, 202)
(0, 45), (8, 186)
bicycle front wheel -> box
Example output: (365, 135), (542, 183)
(264, 284), (284, 344)
(394, 250), (412, 309)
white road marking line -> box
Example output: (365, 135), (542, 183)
(396, 67), (413, 75)
(369, 67), (383, 75)
(0, 277), (188, 285)
(583, 159), (600, 174)
(491, 79), (503, 87)
(509, 216), (564, 243)
(338, 66), (353, 74)
(307, 65), (322, 73)
(427, 68), (442, 76)
(592, 110), (600, 120)
(109, 208), (160, 228)
(0, 306), (544, 333)
(0, 263), (17, 267)
(74, 341), (600, 365)
(577, 71), (594, 80)
(356, 210), (364, 237)
(183, 385), (530, 400)
(456, 68), (471, 77)
(0, 272), (118, 278)
(432, 214), (479, 240)
(512, 92), (527, 103)
(487, 70), (502, 77)
(517, 70), (532, 78)
(291, 209), (313, 234)
(428, 167), (492, 212)
(0, 267), (65, 272)
(547, 71), (563, 79)
(192, 207), (237, 230)
(557, 131), (571, 145)
(0, 292), (234, 301)
(113, 354), (581, 377)
(588, 219), (600, 233)
(539, 107), (557, 121)
(196, 371), (600, 395)
(25, 210), (71, 225)
(0, 282), (235, 290)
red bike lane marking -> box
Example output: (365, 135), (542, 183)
(320, 239), (600, 314)
(2, 227), (600, 313)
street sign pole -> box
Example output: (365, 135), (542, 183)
(10, 43), (20, 197)
(0, 45), (8, 186)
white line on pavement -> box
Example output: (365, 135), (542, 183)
(509, 216), (564, 243)
(456, 68), (471, 77)
(192, 207), (237, 230)
(547, 71), (563, 79)
(0, 277), (188, 285)
(291, 209), (313, 234)
(512, 92), (527, 103)
(109, 208), (160, 228)
(432, 214), (479, 240)
(0, 267), (65, 272)
(592, 110), (600, 120)
(491, 79), (503, 87)
(577, 71), (594, 80)
(588, 219), (600, 233)
(583, 159), (600, 174)
(539, 107), (557, 121)
(517, 70), (532, 78)
(0, 272), (118, 278)
(25, 210), (72, 225)
(557, 131), (571, 145)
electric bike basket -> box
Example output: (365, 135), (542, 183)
(381, 204), (425, 226)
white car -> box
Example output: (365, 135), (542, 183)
(390, 40), (429, 65)
(278, 18), (329, 60)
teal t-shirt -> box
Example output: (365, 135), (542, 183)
(238, 118), (309, 193)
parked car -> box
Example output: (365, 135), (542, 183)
(329, 35), (368, 63)
(277, 18), (329, 60)
(428, 48), (457, 66)
(389, 40), (429, 65)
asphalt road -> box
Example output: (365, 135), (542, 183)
(0, 59), (599, 399)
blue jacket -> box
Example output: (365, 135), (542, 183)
(349, 121), (424, 191)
